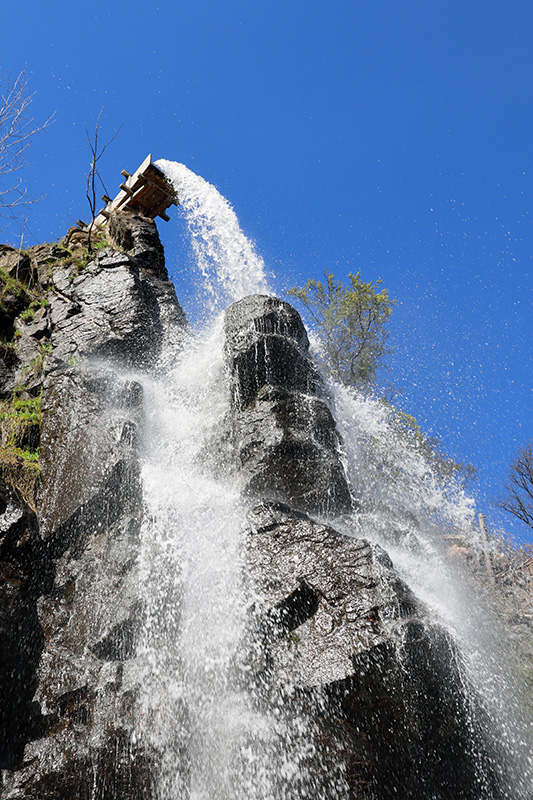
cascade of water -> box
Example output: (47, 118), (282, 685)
(137, 165), (333, 799)
(155, 160), (270, 315)
(136, 160), (531, 798)
(330, 379), (533, 798)
(137, 320), (252, 799)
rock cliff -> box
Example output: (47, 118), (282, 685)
(0, 214), (505, 798)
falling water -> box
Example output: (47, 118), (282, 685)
(155, 159), (270, 313)
(135, 161), (532, 798)
(330, 380), (533, 798)
(137, 164), (326, 799)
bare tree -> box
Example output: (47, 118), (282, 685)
(0, 68), (53, 217)
(85, 108), (122, 251)
(499, 442), (533, 529)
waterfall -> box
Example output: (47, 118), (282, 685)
(155, 160), (270, 313)
(330, 378), (533, 797)
(135, 161), (532, 799)
(137, 165), (329, 799)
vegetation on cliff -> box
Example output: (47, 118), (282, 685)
(0, 228), (110, 506)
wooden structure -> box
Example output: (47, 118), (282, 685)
(92, 154), (178, 228)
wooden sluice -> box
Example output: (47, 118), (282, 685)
(91, 154), (178, 228)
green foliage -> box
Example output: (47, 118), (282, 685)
(0, 392), (41, 508)
(288, 270), (474, 489)
(0, 393), (41, 449)
(0, 259), (48, 328)
(60, 231), (108, 279)
(288, 270), (396, 389)
(18, 295), (49, 322)
(0, 263), (32, 311)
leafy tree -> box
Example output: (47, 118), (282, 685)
(499, 442), (533, 529)
(288, 270), (476, 489)
(288, 270), (395, 390)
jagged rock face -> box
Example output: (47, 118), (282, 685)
(0, 212), (185, 798)
(47, 221), (185, 371)
(2, 210), (187, 397)
(0, 480), (51, 770)
(224, 295), (353, 515)
(244, 502), (504, 800)
(38, 367), (143, 536)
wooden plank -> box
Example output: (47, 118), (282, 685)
(91, 154), (177, 227)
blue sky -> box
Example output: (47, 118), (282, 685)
(1, 0), (531, 539)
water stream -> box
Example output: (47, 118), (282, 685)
(135, 161), (532, 798)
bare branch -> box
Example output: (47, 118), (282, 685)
(85, 108), (123, 251)
(0, 67), (54, 217)
(498, 442), (533, 529)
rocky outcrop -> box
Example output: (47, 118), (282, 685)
(0, 211), (186, 798)
(243, 502), (504, 800)
(222, 295), (506, 799)
(224, 295), (352, 515)
(0, 480), (51, 771)
(1, 210), (187, 398)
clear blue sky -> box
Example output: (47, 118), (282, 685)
(1, 0), (531, 539)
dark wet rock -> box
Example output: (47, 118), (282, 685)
(0, 213), (185, 797)
(2, 211), (187, 398)
(225, 295), (353, 515)
(245, 501), (419, 687)
(38, 365), (144, 537)
(0, 364), (149, 797)
(44, 212), (186, 372)
(0, 481), (51, 770)
(245, 501), (505, 800)
(0, 236), (510, 799)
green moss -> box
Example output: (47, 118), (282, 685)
(19, 296), (49, 322)
(0, 393), (41, 509)
(0, 264), (31, 304)
(0, 393), (41, 446)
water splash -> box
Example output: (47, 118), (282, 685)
(329, 377), (533, 798)
(156, 160), (270, 313)
(137, 165), (327, 798)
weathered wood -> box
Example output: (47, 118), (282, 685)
(91, 154), (177, 229)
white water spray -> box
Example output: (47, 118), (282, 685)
(156, 160), (270, 313)
(138, 165), (306, 799)
(330, 379), (533, 797)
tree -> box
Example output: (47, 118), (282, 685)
(288, 270), (395, 390)
(85, 107), (122, 251)
(0, 68), (52, 219)
(288, 270), (476, 488)
(499, 442), (533, 529)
